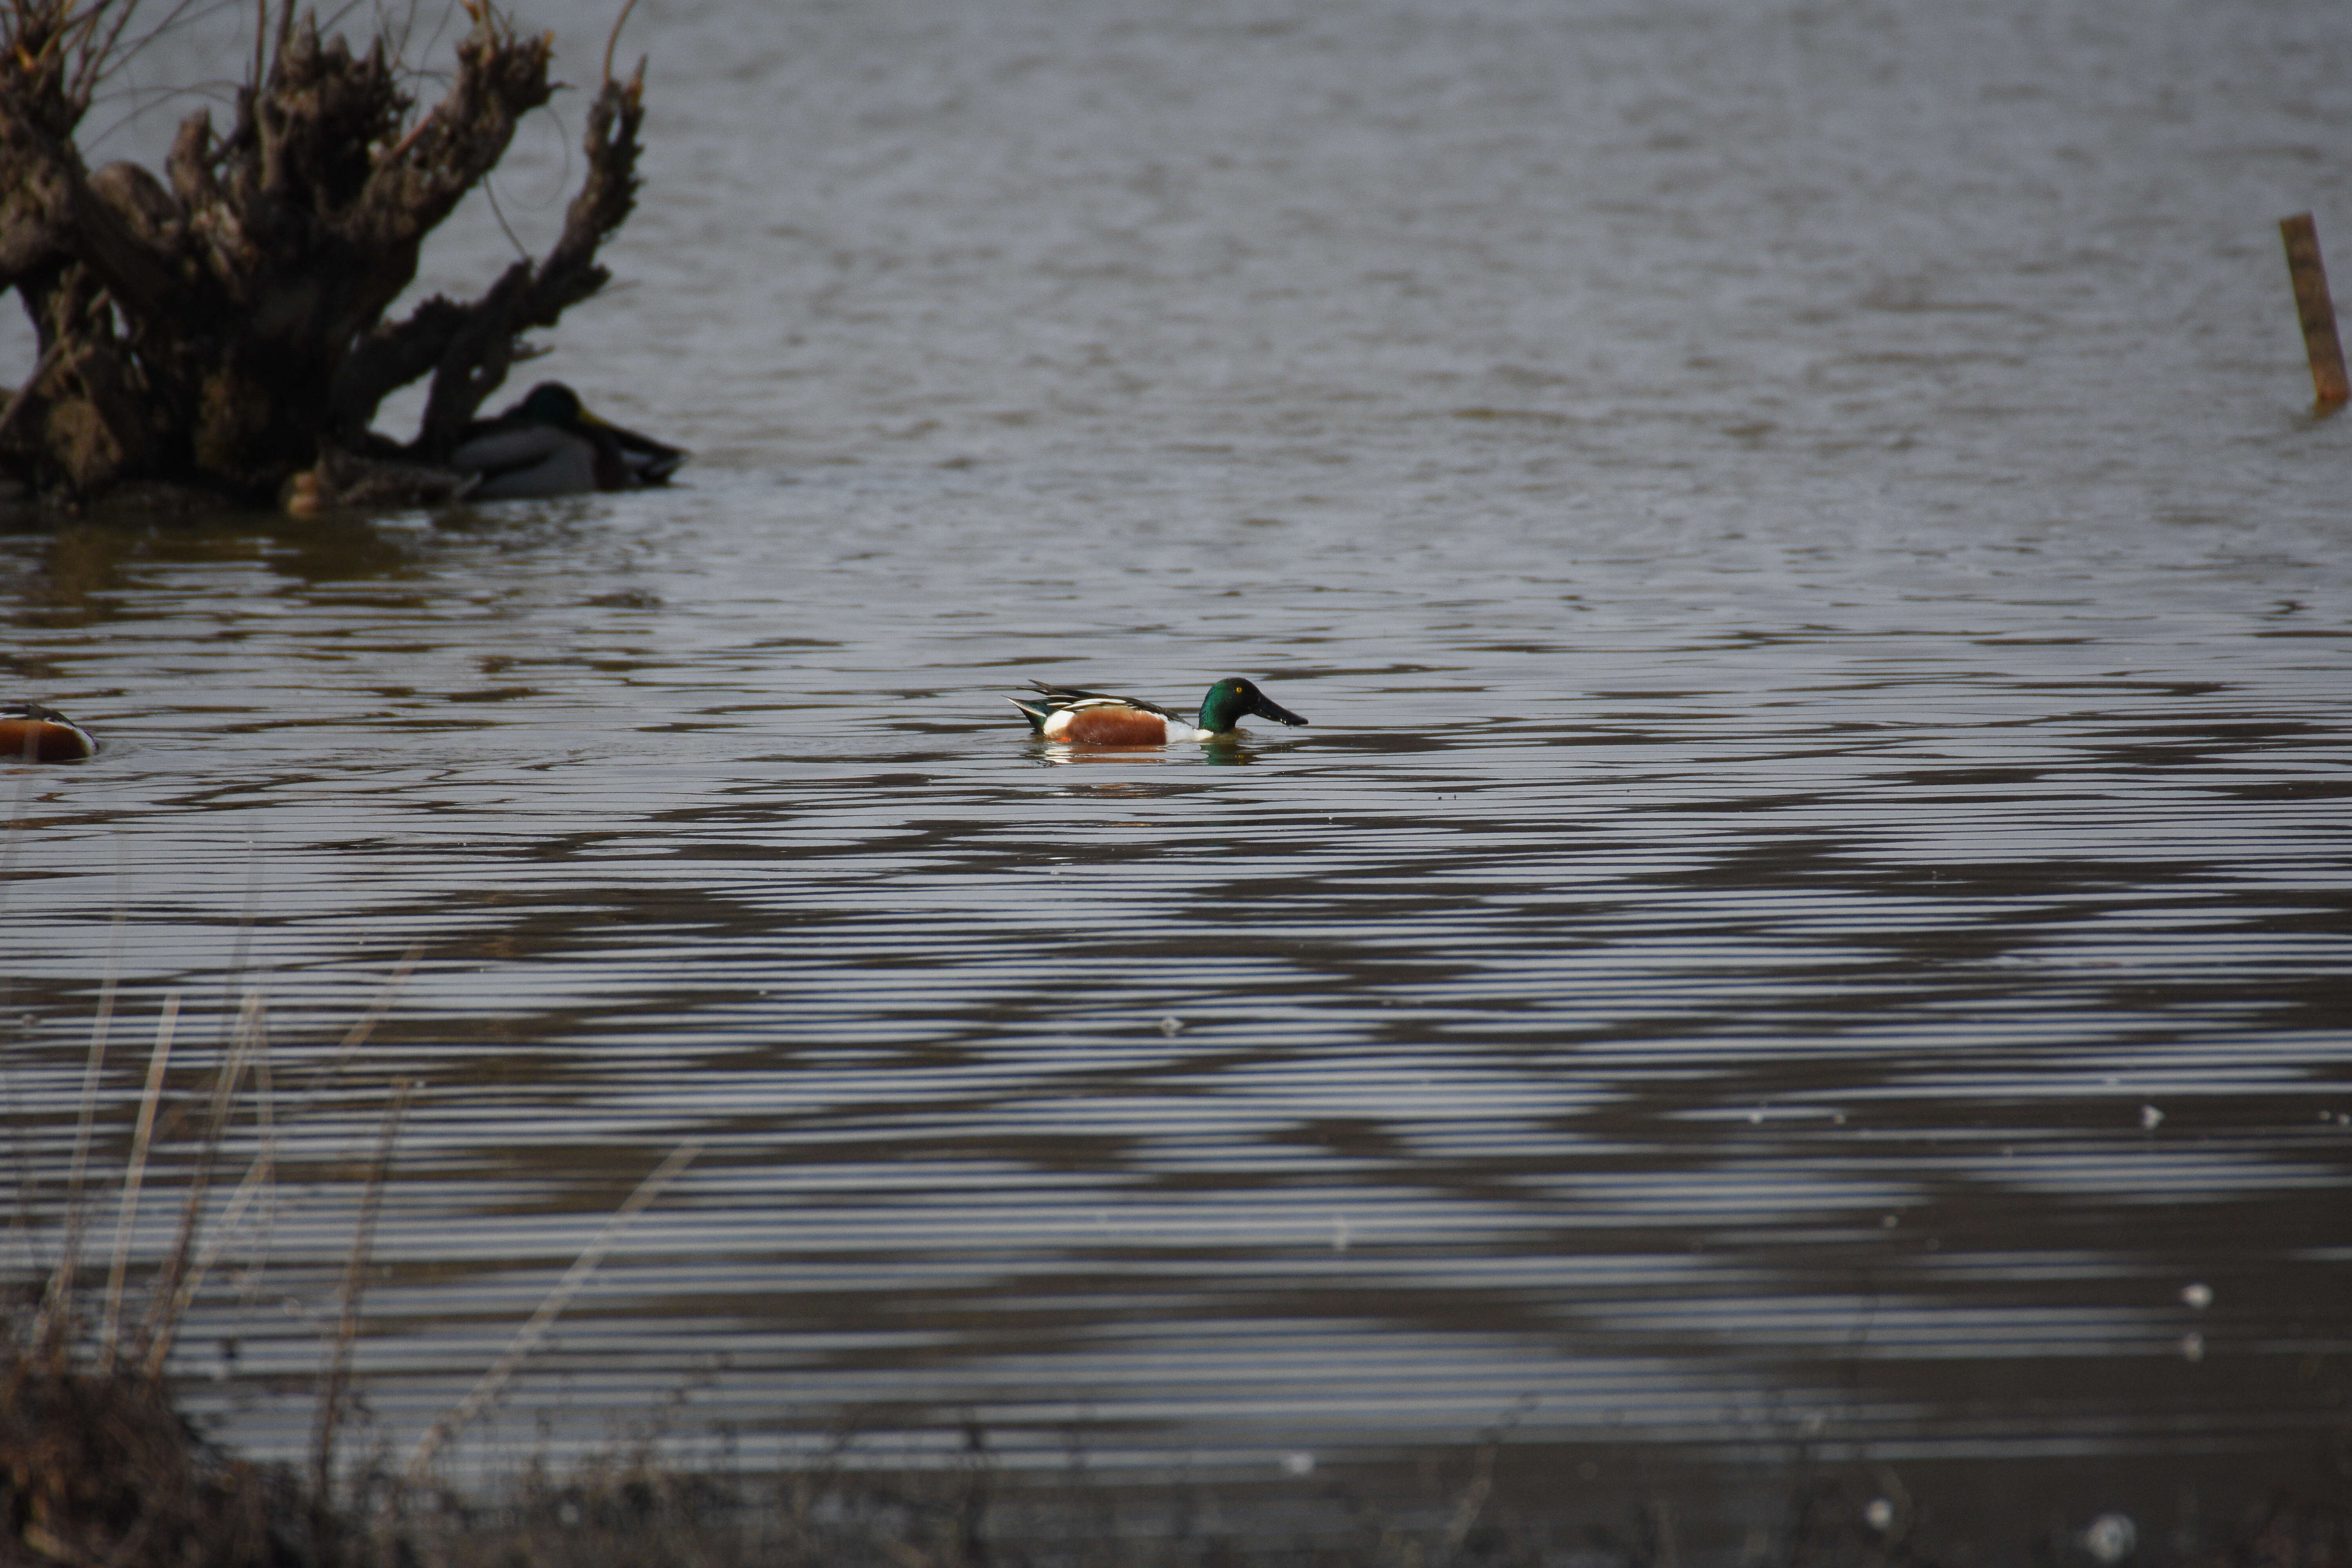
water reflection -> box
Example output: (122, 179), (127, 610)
(2, 511), (439, 622)
(1031, 742), (1296, 766)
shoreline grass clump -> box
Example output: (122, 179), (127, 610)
(1, 973), (397, 1568)
(1, 1337), (309, 1568)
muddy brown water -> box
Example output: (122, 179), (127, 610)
(4, 0), (2350, 1555)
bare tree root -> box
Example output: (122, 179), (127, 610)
(0, 0), (648, 508)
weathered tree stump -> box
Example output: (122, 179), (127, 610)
(0, 0), (648, 507)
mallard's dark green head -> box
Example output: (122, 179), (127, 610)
(515, 382), (586, 426)
(1198, 677), (1307, 735)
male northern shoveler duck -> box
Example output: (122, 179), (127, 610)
(449, 382), (687, 499)
(2, 701), (96, 761)
(1009, 678), (1308, 745)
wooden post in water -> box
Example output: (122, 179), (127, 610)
(2280, 214), (2350, 413)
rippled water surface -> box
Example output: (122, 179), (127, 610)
(5, 0), (2351, 1550)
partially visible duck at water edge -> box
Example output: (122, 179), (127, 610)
(2, 701), (96, 761)
(1008, 678), (1309, 745)
(449, 382), (687, 499)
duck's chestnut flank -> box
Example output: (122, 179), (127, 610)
(2, 701), (97, 762)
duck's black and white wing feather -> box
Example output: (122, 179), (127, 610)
(1024, 682), (1182, 721)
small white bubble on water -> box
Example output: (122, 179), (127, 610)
(2140, 1105), (2164, 1130)
(2181, 1282), (2212, 1310)
(1864, 1498), (1895, 1532)
(1159, 1016), (1183, 1035)
(2180, 1331), (2204, 1362)
(1281, 1452), (1316, 1476)
(2083, 1513), (2136, 1564)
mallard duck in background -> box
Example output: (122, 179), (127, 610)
(449, 382), (687, 499)
(2, 701), (96, 761)
(1008, 678), (1309, 745)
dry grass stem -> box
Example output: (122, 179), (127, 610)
(98, 993), (178, 1375)
(30, 935), (122, 1356)
(139, 995), (263, 1377)
(1438, 1443), (1496, 1566)
(180, 950), (416, 1336)
(310, 1078), (414, 1507)
(404, 1140), (702, 1483)
(0, 737), (33, 909)
(291, 945), (420, 1112)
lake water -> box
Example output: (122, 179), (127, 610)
(5, 0), (2350, 1556)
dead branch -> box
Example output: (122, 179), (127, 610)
(0, 0), (653, 505)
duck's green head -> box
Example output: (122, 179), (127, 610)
(515, 382), (586, 426)
(1198, 677), (1308, 735)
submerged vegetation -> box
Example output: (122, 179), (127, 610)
(0, 0), (648, 509)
